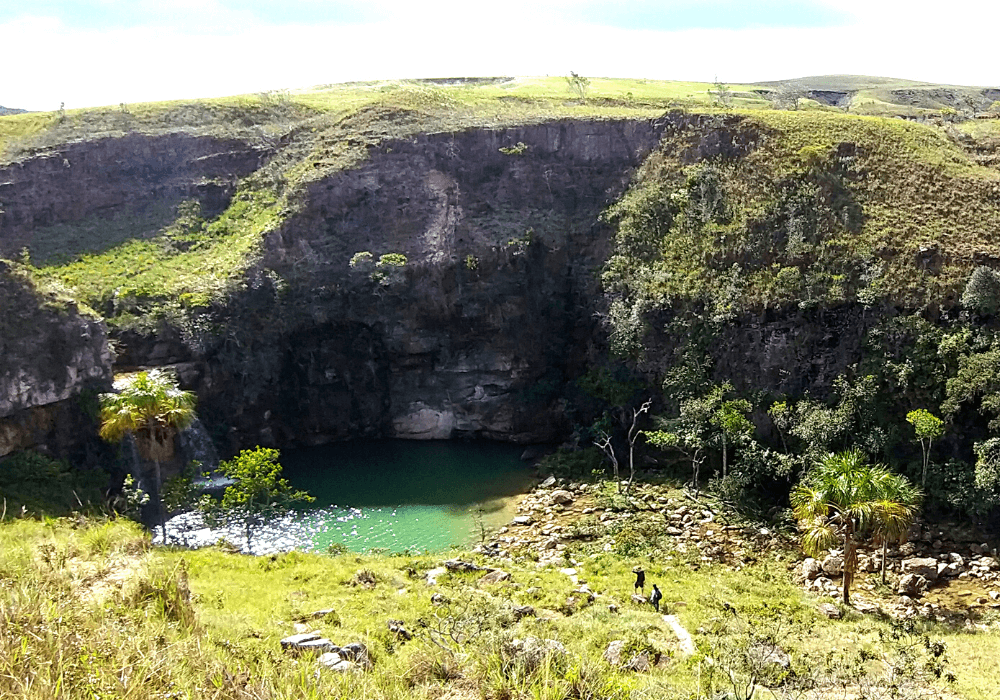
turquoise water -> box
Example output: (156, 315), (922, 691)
(279, 440), (535, 553)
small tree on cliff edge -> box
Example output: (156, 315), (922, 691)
(199, 447), (313, 553)
(99, 369), (196, 542)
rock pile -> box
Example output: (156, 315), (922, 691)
(280, 632), (371, 673)
(481, 479), (780, 567)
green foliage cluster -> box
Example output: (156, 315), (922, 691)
(601, 111), (1000, 351)
(198, 447), (313, 551)
(0, 451), (107, 517)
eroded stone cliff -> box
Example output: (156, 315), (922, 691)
(0, 262), (112, 457)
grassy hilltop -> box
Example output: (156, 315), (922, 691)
(3, 74), (999, 326)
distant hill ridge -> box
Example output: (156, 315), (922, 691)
(0, 106), (26, 116)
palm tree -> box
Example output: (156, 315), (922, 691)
(99, 369), (197, 542)
(791, 449), (922, 605)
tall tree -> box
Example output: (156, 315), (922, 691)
(791, 450), (921, 604)
(99, 370), (197, 542)
(906, 409), (944, 487)
(712, 398), (753, 479)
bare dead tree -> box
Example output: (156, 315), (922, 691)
(594, 430), (621, 493)
(626, 399), (652, 494)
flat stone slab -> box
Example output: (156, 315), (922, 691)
(318, 652), (358, 673)
(280, 632), (321, 650)
(297, 638), (339, 654)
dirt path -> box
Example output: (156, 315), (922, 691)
(662, 614), (696, 656)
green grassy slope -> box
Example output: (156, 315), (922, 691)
(1, 511), (990, 699)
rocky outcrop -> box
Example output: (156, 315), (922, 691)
(0, 262), (112, 458)
(0, 133), (266, 258)
(116, 119), (670, 447)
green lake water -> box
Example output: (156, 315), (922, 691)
(278, 440), (535, 553)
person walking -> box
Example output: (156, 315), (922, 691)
(650, 584), (662, 613)
(632, 566), (645, 595)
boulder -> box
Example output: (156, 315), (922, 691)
(480, 569), (512, 586)
(297, 638), (339, 654)
(631, 594), (648, 605)
(317, 652), (358, 673)
(540, 475), (557, 488)
(821, 554), (844, 577)
(817, 603), (841, 619)
(444, 559), (482, 572)
(901, 557), (938, 581)
(801, 558), (823, 580)
(507, 637), (568, 671)
(512, 515), (533, 526)
(898, 573), (929, 597)
(550, 490), (574, 505)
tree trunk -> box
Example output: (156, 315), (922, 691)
(155, 460), (167, 544)
(842, 525), (856, 605)
(722, 432), (728, 479)
(881, 537), (888, 585)
(922, 439), (931, 488)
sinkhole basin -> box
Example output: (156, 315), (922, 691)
(164, 440), (537, 554)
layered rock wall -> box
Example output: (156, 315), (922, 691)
(0, 262), (113, 457)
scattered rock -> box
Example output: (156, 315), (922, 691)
(444, 559), (483, 572)
(631, 594), (648, 605)
(539, 475), (557, 488)
(901, 558), (938, 582)
(801, 558), (823, 580)
(506, 637), (568, 671)
(309, 608), (336, 620)
(512, 604), (535, 620)
(550, 490), (575, 506)
(853, 599), (879, 615)
(425, 567), (447, 585)
(430, 593), (449, 605)
(387, 619), (412, 641)
(512, 516), (533, 526)
(821, 553), (844, 576)
(298, 638), (339, 654)
(338, 642), (371, 668)
(898, 573), (929, 597)
(749, 642), (791, 669)
(317, 652), (358, 673)
(818, 603), (842, 619)
(281, 632), (321, 651)
(479, 569), (511, 586)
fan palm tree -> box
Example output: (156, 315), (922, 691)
(791, 449), (922, 605)
(99, 369), (197, 542)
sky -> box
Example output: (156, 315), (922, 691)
(1, 0), (998, 111)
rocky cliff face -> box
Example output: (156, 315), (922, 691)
(105, 119), (668, 448)
(0, 133), (266, 258)
(0, 262), (112, 457)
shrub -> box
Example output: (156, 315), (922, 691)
(961, 266), (1000, 314)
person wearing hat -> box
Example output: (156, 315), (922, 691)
(632, 566), (645, 595)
